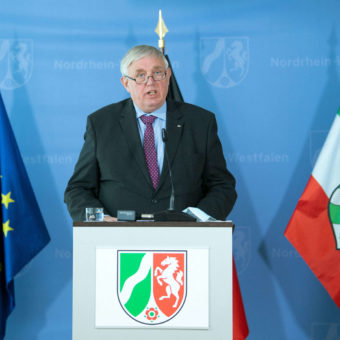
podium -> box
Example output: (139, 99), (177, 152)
(73, 221), (233, 340)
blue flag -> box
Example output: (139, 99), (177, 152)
(0, 93), (50, 339)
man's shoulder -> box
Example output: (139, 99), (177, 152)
(167, 100), (215, 121)
(88, 98), (132, 122)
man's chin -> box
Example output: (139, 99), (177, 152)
(140, 101), (164, 113)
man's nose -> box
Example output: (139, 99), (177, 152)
(145, 75), (155, 84)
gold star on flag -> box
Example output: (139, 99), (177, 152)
(3, 220), (14, 237)
(1, 191), (15, 209)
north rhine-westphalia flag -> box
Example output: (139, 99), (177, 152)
(165, 52), (249, 339)
(285, 109), (340, 308)
(0, 93), (51, 339)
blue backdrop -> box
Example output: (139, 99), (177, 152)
(1, 1), (340, 339)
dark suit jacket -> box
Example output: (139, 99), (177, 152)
(64, 99), (236, 221)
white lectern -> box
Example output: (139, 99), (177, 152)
(73, 221), (233, 340)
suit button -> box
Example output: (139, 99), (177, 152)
(151, 199), (158, 204)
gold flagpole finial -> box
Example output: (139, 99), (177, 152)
(155, 9), (168, 54)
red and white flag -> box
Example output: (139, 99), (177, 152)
(285, 110), (340, 307)
(233, 259), (249, 339)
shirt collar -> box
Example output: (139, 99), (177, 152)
(133, 101), (167, 121)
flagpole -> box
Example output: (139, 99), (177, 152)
(155, 9), (168, 54)
(155, 10), (184, 103)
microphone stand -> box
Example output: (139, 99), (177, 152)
(153, 129), (196, 222)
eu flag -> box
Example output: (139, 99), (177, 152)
(0, 93), (50, 339)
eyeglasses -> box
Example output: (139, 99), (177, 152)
(124, 71), (167, 84)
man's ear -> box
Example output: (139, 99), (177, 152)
(167, 67), (172, 79)
(166, 67), (172, 87)
(120, 76), (130, 93)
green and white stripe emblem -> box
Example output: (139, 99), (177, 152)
(329, 185), (340, 249)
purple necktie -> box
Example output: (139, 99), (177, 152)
(141, 115), (159, 189)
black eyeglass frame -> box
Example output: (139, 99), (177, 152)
(124, 71), (167, 84)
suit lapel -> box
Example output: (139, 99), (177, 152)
(158, 101), (184, 189)
(119, 99), (153, 187)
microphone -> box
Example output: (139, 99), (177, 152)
(152, 129), (196, 222)
(162, 129), (175, 211)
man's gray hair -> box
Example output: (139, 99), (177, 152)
(120, 45), (169, 76)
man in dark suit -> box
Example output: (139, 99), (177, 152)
(64, 45), (236, 221)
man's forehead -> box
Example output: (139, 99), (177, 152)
(128, 56), (166, 71)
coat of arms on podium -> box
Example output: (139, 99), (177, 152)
(117, 250), (187, 325)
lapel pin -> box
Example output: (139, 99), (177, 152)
(177, 124), (182, 128)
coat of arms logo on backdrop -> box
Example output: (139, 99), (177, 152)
(0, 39), (33, 90)
(200, 37), (249, 89)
